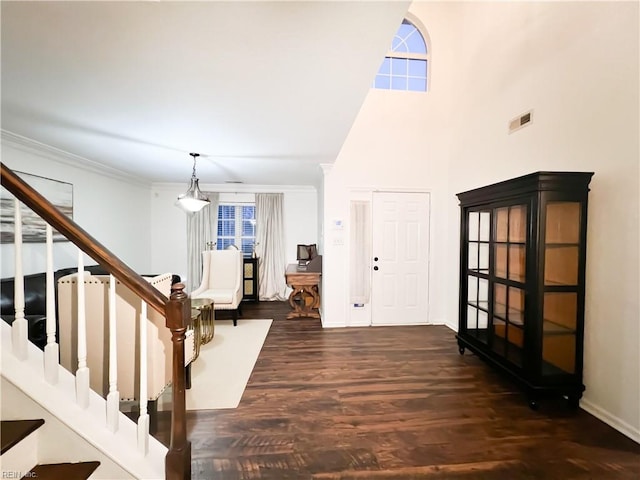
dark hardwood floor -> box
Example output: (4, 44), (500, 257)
(155, 301), (640, 479)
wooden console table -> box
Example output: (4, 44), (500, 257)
(285, 264), (321, 319)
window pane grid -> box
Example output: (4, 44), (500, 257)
(217, 203), (256, 256)
(374, 19), (428, 92)
(375, 58), (427, 91)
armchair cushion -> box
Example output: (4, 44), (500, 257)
(191, 249), (243, 324)
(194, 289), (234, 305)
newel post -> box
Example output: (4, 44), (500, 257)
(165, 283), (191, 480)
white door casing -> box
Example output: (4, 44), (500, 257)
(371, 191), (430, 325)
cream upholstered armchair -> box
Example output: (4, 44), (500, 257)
(191, 249), (243, 326)
(57, 272), (195, 418)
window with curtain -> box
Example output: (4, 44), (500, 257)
(217, 203), (256, 256)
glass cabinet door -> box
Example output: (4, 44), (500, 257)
(466, 210), (490, 343)
(491, 204), (527, 367)
(468, 210), (490, 274)
(494, 205), (526, 282)
(467, 275), (489, 342)
(542, 202), (581, 375)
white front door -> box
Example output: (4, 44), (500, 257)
(371, 191), (430, 325)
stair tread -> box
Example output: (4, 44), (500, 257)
(23, 461), (101, 480)
(1, 419), (45, 455)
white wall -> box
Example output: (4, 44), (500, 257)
(322, 1), (639, 442)
(1, 135), (153, 277)
(283, 190), (319, 262)
(321, 2), (458, 328)
(443, 1), (639, 442)
(149, 183), (318, 287)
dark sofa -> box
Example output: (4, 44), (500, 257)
(0, 266), (180, 350)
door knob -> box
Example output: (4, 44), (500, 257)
(373, 266), (379, 271)
(374, 257), (379, 262)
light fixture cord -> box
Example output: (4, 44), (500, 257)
(190, 153), (200, 178)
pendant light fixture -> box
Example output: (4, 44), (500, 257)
(177, 152), (210, 212)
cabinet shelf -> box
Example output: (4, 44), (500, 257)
(493, 307), (524, 324)
(467, 300), (489, 311)
(543, 319), (576, 335)
(457, 171), (593, 407)
(496, 273), (526, 283)
(544, 280), (578, 287)
(468, 268), (490, 274)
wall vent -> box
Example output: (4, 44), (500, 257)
(509, 110), (533, 133)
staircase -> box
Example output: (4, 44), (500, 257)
(1, 419), (99, 479)
(0, 163), (192, 479)
(1, 320), (168, 479)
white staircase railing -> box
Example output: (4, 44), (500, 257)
(8, 205), (155, 444)
(44, 224), (59, 384)
(4, 187), (165, 477)
(106, 273), (120, 433)
(1, 162), (192, 480)
(75, 249), (90, 409)
(11, 198), (28, 360)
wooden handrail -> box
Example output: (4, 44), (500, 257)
(0, 162), (167, 315)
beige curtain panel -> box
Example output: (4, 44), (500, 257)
(255, 193), (287, 301)
(186, 192), (219, 293)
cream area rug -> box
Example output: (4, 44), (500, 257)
(185, 318), (272, 410)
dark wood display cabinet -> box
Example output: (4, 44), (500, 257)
(456, 171), (594, 409)
(243, 257), (259, 301)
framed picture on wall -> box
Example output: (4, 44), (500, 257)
(0, 171), (73, 243)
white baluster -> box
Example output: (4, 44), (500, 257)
(44, 224), (59, 384)
(106, 274), (119, 432)
(11, 198), (28, 360)
(75, 249), (89, 408)
(137, 301), (149, 454)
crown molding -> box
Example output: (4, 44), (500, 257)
(152, 182), (317, 194)
(1, 129), (151, 187)
(319, 163), (334, 176)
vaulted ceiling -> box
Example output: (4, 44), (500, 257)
(1, 1), (410, 186)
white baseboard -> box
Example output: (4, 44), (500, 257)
(444, 321), (458, 332)
(580, 398), (640, 444)
(347, 320), (370, 327)
(321, 321), (347, 329)
(429, 318), (458, 331)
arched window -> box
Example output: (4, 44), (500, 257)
(374, 18), (429, 92)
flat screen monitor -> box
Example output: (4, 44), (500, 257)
(297, 244), (317, 265)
